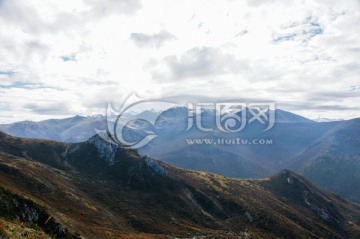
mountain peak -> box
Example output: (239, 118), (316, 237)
(275, 109), (314, 123)
(277, 168), (299, 177)
(264, 169), (344, 225)
(268, 169), (320, 191)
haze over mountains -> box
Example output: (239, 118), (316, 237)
(1, 108), (360, 204)
(0, 132), (360, 238)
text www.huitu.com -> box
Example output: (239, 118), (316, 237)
(186, 138), (273, 145)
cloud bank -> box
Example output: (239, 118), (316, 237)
(0, 0), (359, 122)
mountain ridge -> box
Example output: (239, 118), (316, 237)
(0, 132), (360, 238)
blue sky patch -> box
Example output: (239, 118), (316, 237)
(0, 71), (15, 76)
(60, 55), (76, 62)
(0, 82), (58, 89)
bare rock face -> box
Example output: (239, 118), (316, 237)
(145, 157), (167, 177)
(88, 135), (118, 165)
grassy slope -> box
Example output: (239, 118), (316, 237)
(0, 132), (359, 238)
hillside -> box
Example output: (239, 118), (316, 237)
(0, 132), (360, 238)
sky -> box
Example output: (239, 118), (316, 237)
(0, 0), (359, 123)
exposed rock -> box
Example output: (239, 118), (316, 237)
(287, 177), (294, 184)
(184, 188), (214, 219)
(88, 136), (118, 165)
(144, 157), (167, 177)
(303, 191), (336, 224)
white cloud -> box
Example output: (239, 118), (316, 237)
(150, 46), (249, 81)
(130, 30), (176, 48)
(0, 0), (359, 122)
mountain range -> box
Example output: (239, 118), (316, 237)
(0, 132), (360, 238)
(1, 108), (360, 204)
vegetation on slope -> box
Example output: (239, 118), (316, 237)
(0, 132), (359, 238)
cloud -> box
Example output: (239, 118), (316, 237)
(0, 0), (359, 122)
(349, 85), (360, 92)
(245, 0), (280, 7)
(130, 30), (176, 48)
(87, 0), (142, 17)
(234, 30), (248, 37)
(0, 0), (142, 38)
(280, 101), (360, 111)
(160, 94), (273, 105)
(305, 90), (360, 102)
(150, 47), (249, 81)
(24, 102), (72, 115)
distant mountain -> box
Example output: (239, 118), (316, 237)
(0, 115), (107, 142)
(0, 132), (360, 238)
(139, 108), (360, 202)
(313, 117), (345, 122)
(139, 107), (330, 172)
(275, 109), (315, 123)
(292, 118), (360, 202)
